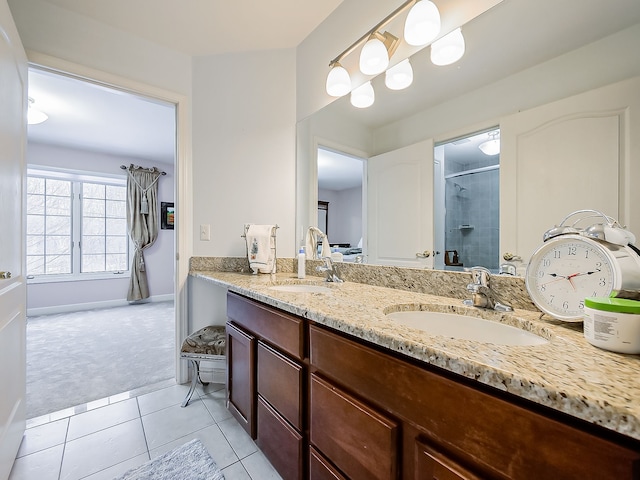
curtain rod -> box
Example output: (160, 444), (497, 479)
(120, 164), (166, 175)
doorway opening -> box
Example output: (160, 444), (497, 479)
(25, 65), (178, 418)
(435, 128), (500, 272)
(317, 146), (365, 259)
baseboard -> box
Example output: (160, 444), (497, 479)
(27, 293), (175, 317)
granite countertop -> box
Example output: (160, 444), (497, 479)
(190, 269), (640, 441)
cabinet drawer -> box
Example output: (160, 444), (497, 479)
(415, 439), (482, 480)
(310, 373), (399, 480)
(310, 447), (347, 480)
(257, 340), (303, 430)
(257, 395), (303, 480)
(227, 292), (304, 359)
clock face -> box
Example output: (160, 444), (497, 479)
(525, 235), (618, 321)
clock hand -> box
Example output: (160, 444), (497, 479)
(567, 268), (601, 279)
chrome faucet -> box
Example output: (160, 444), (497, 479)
(316, 256), (343, 283)
(465, 266), (513, 312)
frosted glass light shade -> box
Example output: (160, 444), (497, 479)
(431, 28), (465, 66)
(404, 0), (441, 46)
(359, 37), (389, 75)
(326, 64), (351, 97)
(350, 81), (375, 108)
(479, 139), (500, 155)
(385, 59), (413, 90)
(28, 108), (48, 125)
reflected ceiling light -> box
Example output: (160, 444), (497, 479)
(350, 81), (375, 108)
(325, 62), (351, 97)
(404, 0), (441, 46)
(479, 131), (500, 155)
(385, 59), (413, 90)
(27, 97), (48, 125)
(430, 28), (465, 66)
(359, 31), (398, 76)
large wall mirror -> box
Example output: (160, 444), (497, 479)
(296, 0), (640, 273)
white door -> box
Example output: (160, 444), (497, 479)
(368, 139), (434, 268)
(500, 76), (640, 265)
(0, 3), (28, 478)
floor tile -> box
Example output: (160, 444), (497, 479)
(242, 450), (283, 480)
(17, 418), (68, 458)
(200, 392), (233, 423)
(8, 444), (64, 480)
(221, 461), (252, 480)
(60, 418), (147, 480)
(141, 399), (215, 449)
(217, 417), (258, 460)
(148, 423), (239, 469)
(67, 398), (139, 441)
(81, 453), (149, 480)
(136, 384), (192, 416)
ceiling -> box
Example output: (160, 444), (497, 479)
(23, 0), (640, 185)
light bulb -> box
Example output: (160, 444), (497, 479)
(404, 0), (441, 46)
(350, 81), (375, 108)
(325, 63), (351, 97)
(359, 36), (389, 75)
(385, 59), (413, 90)
(431, 28), (465, 66)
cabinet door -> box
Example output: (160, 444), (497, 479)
(310, 373), (399, 480)
(415, 439), (482, 480)
(226, 321), (256, 438)
(257, 340), (303, 430)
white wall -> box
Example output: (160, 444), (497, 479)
(318, 186), (362, 247)
(26, 143), (175, 313)
(192, 50), (297, 259)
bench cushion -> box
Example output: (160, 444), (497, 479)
(181, 325), (226, 356)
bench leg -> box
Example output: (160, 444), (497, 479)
(182, 359), (207, 407)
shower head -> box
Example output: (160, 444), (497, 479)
(453, 182), (466, 192)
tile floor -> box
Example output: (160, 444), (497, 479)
(9, 382), (283, 480)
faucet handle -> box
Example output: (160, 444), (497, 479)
(469, 266), (491, 286)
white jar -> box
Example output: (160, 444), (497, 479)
(583, 297), (640, 354)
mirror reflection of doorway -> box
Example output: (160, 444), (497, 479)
(435, 128), (500, 271)
(317, 146), (365, 252)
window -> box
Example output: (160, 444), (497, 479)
(26, 168), (129, 279)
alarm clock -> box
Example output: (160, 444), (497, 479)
(525, 210), (640, 321)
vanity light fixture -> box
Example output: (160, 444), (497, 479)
(350, 81), (375, 108)
(479, 130), (500, 155)
(385, 58), (414, 90)
(325, 0), (436, 97)
(404, 0), (441, 46)
(27, 97), (48, 125)
(430, 27), (466, 66)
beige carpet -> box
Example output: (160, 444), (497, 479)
(26, 301), (175, 419)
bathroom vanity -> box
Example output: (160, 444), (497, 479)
(190, 267), (640, 480)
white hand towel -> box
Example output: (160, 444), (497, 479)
(305, 226), (330, 260)
(246, 224), (276, 274)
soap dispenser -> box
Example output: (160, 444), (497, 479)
(297, 245), (306, 279)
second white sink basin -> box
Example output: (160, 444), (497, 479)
(386, 311), (548, 346)
(269, 284), (332, 294)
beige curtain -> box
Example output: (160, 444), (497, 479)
(126, 165), (162, 301)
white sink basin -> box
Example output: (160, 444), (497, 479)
(269, 284), (332, 294)
(386, 311), (548, 346)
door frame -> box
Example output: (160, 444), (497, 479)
(26, 51), (193, 384)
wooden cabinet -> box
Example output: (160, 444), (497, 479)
(226, 292), (640, 480)
(226, 292), (305, 480)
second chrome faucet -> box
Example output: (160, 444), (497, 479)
(465, 266), (513, 312)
